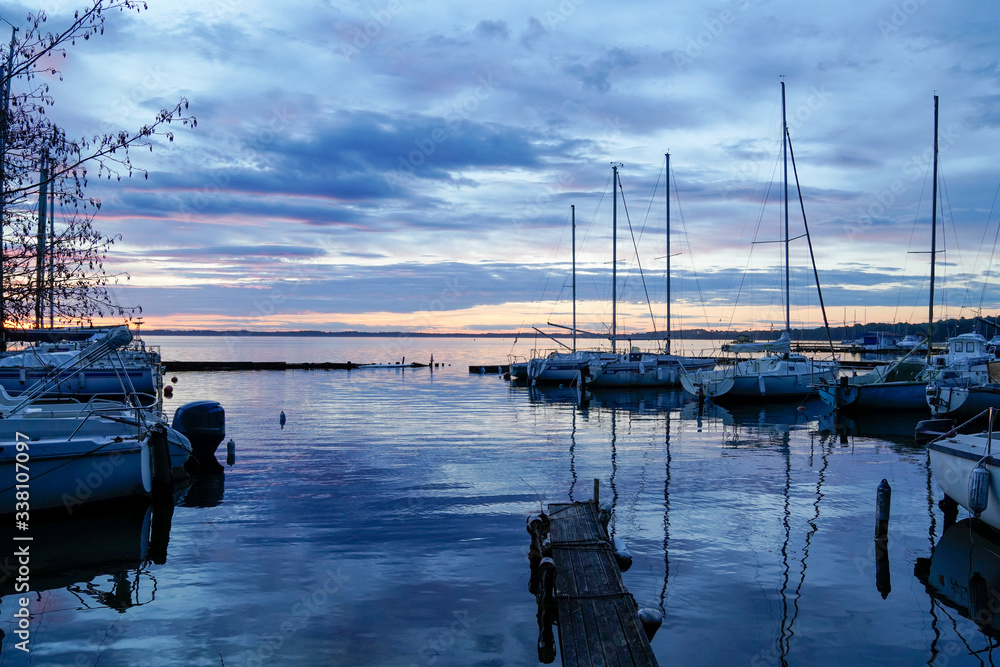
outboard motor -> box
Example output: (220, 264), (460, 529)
(173, 401), (226, 471)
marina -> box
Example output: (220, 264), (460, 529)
(3, 335), (1000, 665)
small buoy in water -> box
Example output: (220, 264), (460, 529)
(279, 411), (286, 429)
(227, 439), (235, 466)
(171, 376), (178, 384)
(612, 536), (632, 572)
(797, 405), (807, 412)
(163, 385), (173, 398)
(638, 608), (664, 641)
(969, 462), (991, 516)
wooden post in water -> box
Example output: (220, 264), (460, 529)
(875, 478), (891, 540)
(593, 478), (600, 507)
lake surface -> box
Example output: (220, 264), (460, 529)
(0, 336), (995, 666)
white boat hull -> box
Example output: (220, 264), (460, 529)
(590, 357), (714, 388)
(929, 432), (1000, 530)
(1, 417), (191, 515)
(681, 355), (838, 400)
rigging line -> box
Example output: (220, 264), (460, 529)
(585, 172), (616, 327)
(648, 162), (666, 331)
(727, 148), (781, 333)
(670, 163), (712, 332)
(785, 130), (834, 353)
(894, 166), (931, 326)
(976, 177), (1000, 310)
(636, 161), (663, 251)
(618, 175), (658, 333)
(728, 87), (784, 303)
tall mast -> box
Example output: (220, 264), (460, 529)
(612, 163), (619, 352)
(571, 204), (577, 353)
(927, 95), (939, 364)
(665, 152), (672, 355)
(48, 173), (54, 327)
(35, 153), (48, 328)
(781, 80), (790, 334)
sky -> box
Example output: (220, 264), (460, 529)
(2, 0), (999, 336)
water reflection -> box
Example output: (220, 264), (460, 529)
(821, 410), (926, 444)
(917, 519), (1000, 653)
(179, 472), (226, 508)
(0, 502), (173, 602)
(524, 383), (589, 408)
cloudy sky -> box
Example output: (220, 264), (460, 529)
(3, 0), (999, 335)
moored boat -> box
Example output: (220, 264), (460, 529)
(819, 333), (996, 412)
(589, 348), (714, 388)
(927, 412), (1000, 531)
(679, 83), (840, 401)
(0, 327), (226, 516)
(927, 382), (1000, 421)
(0, 327), (161, 404)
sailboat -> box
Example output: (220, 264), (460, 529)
(590, 156), (715, 388)
(816, 97), (993, 412)
(680, 82), (839, 401)
(513, 205), (605, 386)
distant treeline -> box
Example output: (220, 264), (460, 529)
(141, 315), (1000, 342)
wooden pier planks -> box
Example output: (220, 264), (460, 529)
(547, 501), (658, 667)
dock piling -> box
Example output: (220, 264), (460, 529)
(875, 479), (891, 540)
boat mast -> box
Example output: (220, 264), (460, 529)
(781, 80), (790, 334)
(927, 95), (939, 364)
(572, 204), (577, 353)
(665, 152), (672, 355)
(612, 163), (619, 352)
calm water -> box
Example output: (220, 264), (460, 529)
(0, 336), (995, 666)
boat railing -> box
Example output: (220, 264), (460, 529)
(65, 402), (154, 442)
(926, 406), (999, 446)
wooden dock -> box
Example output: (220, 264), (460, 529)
(529, 494), (659, 666)
(162, 361), (438, 372)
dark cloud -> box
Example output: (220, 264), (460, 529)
(519, 18), (548, 48)
(474, 20), (510, 40)
(563, 48), (640, 94)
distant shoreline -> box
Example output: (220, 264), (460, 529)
(141, 330), (561, 338)
(54, 314), (1000, 342)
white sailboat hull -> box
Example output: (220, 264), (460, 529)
(681, 354), (838, 400)
(1, 413), (191, 514)
(929, 431), (1000, 531)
